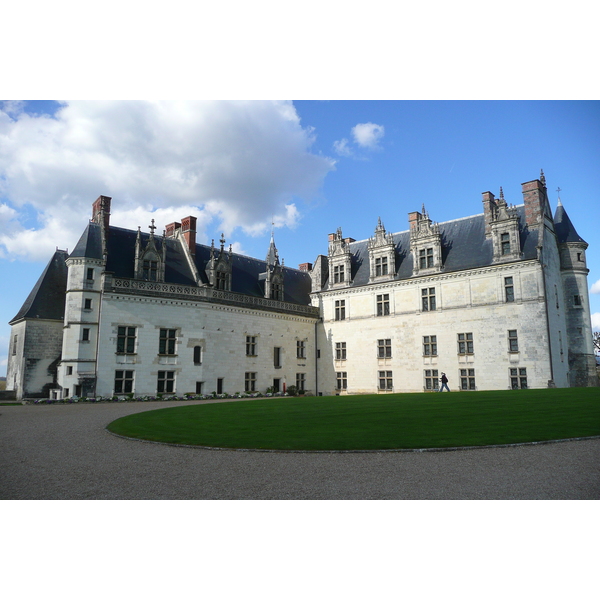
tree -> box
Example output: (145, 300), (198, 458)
(594, 332), (600, 353)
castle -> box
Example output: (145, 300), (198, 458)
(6, 171), (597, 400)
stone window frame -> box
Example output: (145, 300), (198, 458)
(423, 335), (437, 356)
(117, 326), (137, 354)
(296, 340), (306, 359)
(157, 370), (175, 393)
(510, 367), (527, 389)
(159, 328), (177, 355)
(457, 332), (474, 355)
(378, 370), (393, 391)
(193, 345), (202, 365)
(421, 287), (436, 311)
(424, 369), (439, 390)
(333, 264), (345, 284)
(375, 256), (389, 277)
(508, 330), (519, 353)
(504, 277), (515, 302)
(336, 372), (347, 390)
(335, 342), (347, 360)
(460, 368), (476, 390)
(335, 299), (346, 321)
(376, 293), (390, 317)
(246, 335), (258, 357)
(296, 372), (306, 391)
(245, 372), (257, 392)
(114, 369), (134, 394)
(377, 338), (392, 359)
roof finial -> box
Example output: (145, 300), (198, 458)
(556, 186), (562, 206)
(149, 219), (156, 236)
(499, 186), (505, 201)
(540, 169), (546, 186)
(220, 233), (226, 250)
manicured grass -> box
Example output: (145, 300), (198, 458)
(106, 388), (600, 451)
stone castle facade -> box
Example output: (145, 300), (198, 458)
(6, 172), (597, 399)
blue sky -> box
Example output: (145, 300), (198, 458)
(1, 100), (599, 376)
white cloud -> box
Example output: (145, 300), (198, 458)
(591, 313), (600, 332)
(0, 101), (335, 261)
(590, 279), (600, 294)
(333, 138), (353, 157)
(352, 122), (385, 149)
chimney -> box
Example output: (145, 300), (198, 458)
(299, 262), (312, 272)
(165, 222), (181, 238)
(521, 179), (546, 228)
(181, 216), (197, 256)
(92, 195), (111, 231)
(481, 191), (496, 236)
(328, 233), (336, 242)
(343, 237), (355, 244)
(408, 211), (421, 230)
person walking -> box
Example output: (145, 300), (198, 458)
(439, 372), (450, 392)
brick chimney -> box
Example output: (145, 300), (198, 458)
(481, 191), (496, 236)
(521, 179), (546, 228)
(299, 262), (312, 272)
(181, 216), (197, 256)
(165, 222), (181, 238)
(91, 195), (111, 231)
(408, 211), (421, 230)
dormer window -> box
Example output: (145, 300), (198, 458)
(216, 271), (228, 290)
(143, 260), (158, 281)
(375, 257), (388, 277)
(334, 265), (345, 284)
(419, 248), (434, 269)
(501, 233), (511, 256)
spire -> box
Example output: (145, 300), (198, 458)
(266, 228), (279, 266)
(499, 186), (505, 202)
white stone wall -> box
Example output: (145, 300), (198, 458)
(315, 260), (556, 394)
(95, 293), (318, 397)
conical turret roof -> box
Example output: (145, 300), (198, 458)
(554, 199), (587, 244)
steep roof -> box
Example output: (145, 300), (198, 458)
(104, 226), (312, 305)
(10, 250), (69, 323)
(326, 205), (539, 288)
(70, 222), (104, 259)
(553, 200), (587, 244)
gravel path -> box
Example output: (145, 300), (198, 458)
(1, 400), (599, 499)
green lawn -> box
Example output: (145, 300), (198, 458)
(106, 388), (600, 451)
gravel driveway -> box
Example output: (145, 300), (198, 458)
(1, 400), (599, 499)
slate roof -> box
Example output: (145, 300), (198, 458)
(327, 205), (540, 289)
(10, 250), (69, 323)
(553, 201), (587, 244)
(70, 223), (313, 305)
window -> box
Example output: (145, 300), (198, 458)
(159, 329), (177, 355)
(245, 372), (257, 392)
(377, 339), (392, 358)
(574, 295), (582, 306)
(378, 371), (393, 390)
(510, 368), (527, 389)
(424, 369), (439, 390)
(114, 370), (134, 394)
(271, 282), (282, 301)
(460, 369), (476, 390)
(12, 335), (17, 355)
(333, 264), (345, 284)
(508, 330), (519, 352)
(335, 342), (347, 360)
(196, 381), (204, 394)
(577, 252), (582, 262)
(375, 256), (388, 277)
(501, 232), (511, 255)
(274, 347), (282, 368)
(117, 326), (136, 354)
(419, 247), (434, 269)
(504, 277), (514, 302)
(335, 299), (346, 321)
(422, 288), (436, 311)
(82, 328), (90, 342)
(84, 298), (92, 310)
(297, 340), (306, 359)
(67, 366), (73, 375)
(457, 333), (474, 355)
(216, 271), (228, 290)
(193, 346), (202, 365)
(217, 378), (224, 394)
(336, 372), (347, 390)
(246, 336), (257, 356)
(157, 371), (175, 393)
(376, 294), (390, 316)
(296, 373), (306, 391)
(143, 260), (158, 281)
(423, 335), (437, 356)
(86, 268), (94, 280)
